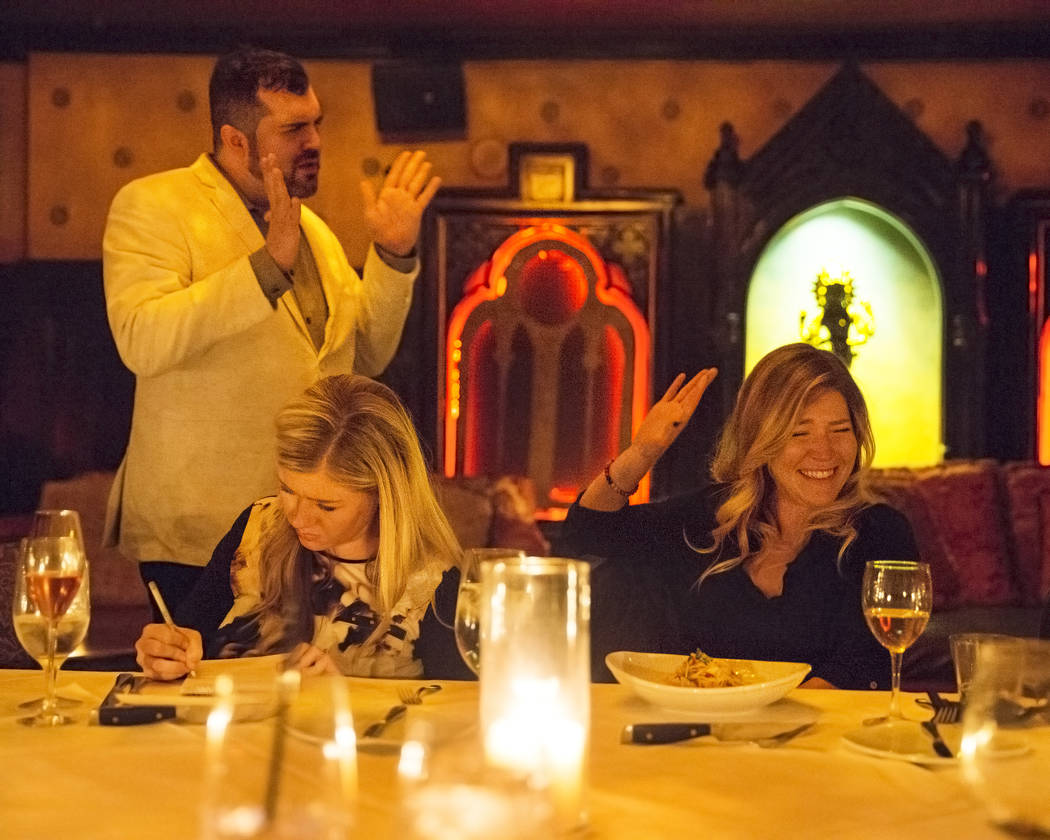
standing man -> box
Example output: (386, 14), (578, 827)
(103, 47), (440, 617)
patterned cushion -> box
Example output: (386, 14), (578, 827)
(907, 461), (1018, 607)
(431, 475), (495, 550)
(1000, 461), (1050, 605)
(869, 467), (961, 610)
(489, 476), (550, 555)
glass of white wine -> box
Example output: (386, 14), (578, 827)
(862, 560), (932, 727)
(13, 510), (90, 727)
(454, 548), (525, 676)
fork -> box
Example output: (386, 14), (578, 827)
(362, 686), (442, 739)
(926, 691), (961, 724)
(755, 722), (814, 749)
(397, 684), (442, 705)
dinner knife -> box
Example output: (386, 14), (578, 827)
(920, 719), (954, 759)
(621, 721), (810, 746)
(97, 703), (177, 726)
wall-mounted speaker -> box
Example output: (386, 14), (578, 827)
(371, 61), (466, 139)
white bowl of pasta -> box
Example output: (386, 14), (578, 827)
(605, 650), (811, 716)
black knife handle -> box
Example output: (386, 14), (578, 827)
(97, 704), (177, 726)
(624, 723), (713, 744)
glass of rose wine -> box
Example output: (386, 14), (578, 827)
(454, 548), (525, 676)
(14, 566), (90, 711)
(13, 510), (90, 726)
(862, 560), (932, 728)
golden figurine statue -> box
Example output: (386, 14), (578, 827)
(800, 269), (874, 368)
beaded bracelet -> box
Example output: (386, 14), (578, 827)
(604, 459), (637, 500)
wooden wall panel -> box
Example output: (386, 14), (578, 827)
(27, 53), (212, 260)
(0, 62), (27, 263)
(22, 52), (1050, 262)
(868, 62), (1050, 191)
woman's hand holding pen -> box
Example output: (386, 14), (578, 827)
(135, 581), (202, 680)
(134, 623), (203, 681)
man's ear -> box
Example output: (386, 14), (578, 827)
(218, 124), (250, 162)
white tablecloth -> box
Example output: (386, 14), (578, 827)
(0, 669), (1015, 839)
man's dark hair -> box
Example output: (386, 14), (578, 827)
(209, 46), (310, 151)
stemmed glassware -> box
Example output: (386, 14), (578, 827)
(15, 570), (90, 712)
(454, 548), (525, 676)
(12, 510), (90, 726)
(861, 560), (932, 730)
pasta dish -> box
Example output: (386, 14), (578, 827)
(666, 649), (756, 688)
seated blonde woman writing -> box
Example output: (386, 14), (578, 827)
(558, 343), (918, 688)
(134, 374), (462, 679)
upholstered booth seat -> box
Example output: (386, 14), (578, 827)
(870, 460), (1050, 691)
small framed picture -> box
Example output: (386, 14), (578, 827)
(518, 153), (578, 203)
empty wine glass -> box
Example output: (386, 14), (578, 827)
(454, 548), (525, 675)
(13, 510), (90, 726)
(861, 560), (932, 731)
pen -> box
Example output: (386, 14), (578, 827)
(147, 581), (176, 626)
(147, 582), (196, 677)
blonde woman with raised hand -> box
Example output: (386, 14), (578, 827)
(559, 343), (918, 688)
(134, 374), (463, 680)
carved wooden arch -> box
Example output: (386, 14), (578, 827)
(704, 62), (992, 458)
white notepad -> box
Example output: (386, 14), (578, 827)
(179, 653), (285, 697)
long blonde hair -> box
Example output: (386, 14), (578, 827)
(697, 343), (877, 584)
(250, 374), (461, 652)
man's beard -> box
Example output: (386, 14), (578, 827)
(247, 138), (320, 199)
(285, 152), (320, 198)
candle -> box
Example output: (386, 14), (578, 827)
(479, 558), (590, 832)
(399, 718), (555, 839)
(401, 780), (552, 840)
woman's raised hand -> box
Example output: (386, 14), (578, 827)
(580, 367), (717, 511)
(632, 368), (718, 465)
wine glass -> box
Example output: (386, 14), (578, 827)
(13, 510), (90, 726)
(14, 561), (90, 711)
(861, 560), (932, 728)
(14, 508), (90, 711)
(454, 548), (525, 675)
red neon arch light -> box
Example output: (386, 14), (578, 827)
(443, 222), (651, 503)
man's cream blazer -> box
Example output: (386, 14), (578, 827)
(102, 154), (415, 568)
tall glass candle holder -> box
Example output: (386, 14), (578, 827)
(479, 556), (590, 833)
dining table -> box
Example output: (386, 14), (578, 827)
(0, 667), (1018, 839)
